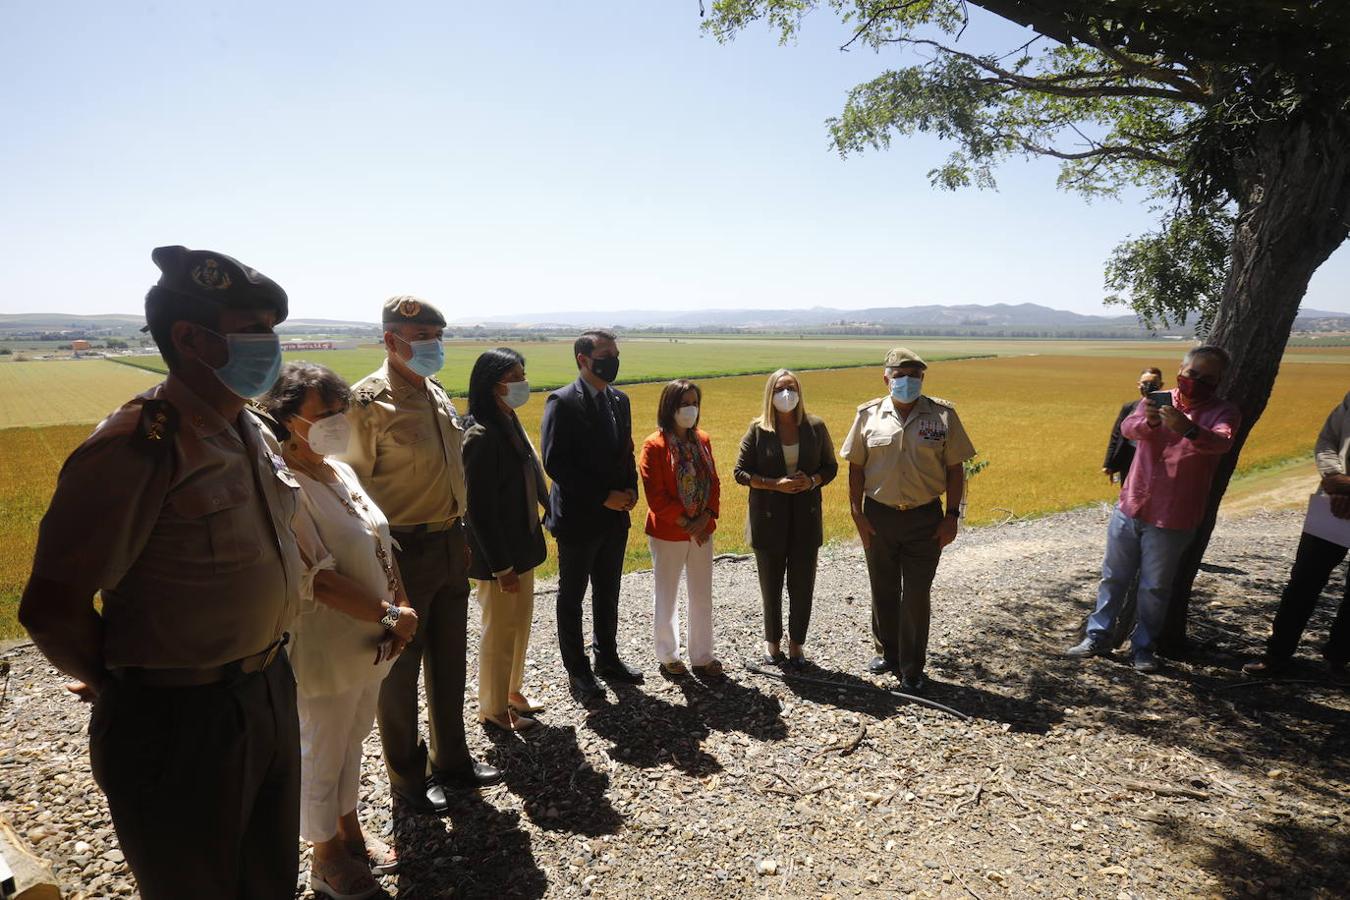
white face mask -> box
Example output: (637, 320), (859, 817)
(674, 405), (700, 429)
(772, 389), (799, 414)
(294, 413), (351, 456)
(502, 380), (530, 409)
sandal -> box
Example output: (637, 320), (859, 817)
(346, 833), (398, 875)
(312, 855), (378, 900)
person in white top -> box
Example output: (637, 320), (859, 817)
(264, 363), (419, 900)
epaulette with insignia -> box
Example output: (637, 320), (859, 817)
(856, 397), (884, 412)
(928, 396), (956, 409)
(131, 399), (179, 453)
(353, 380), (386, 407)
(245, 400), (287, 440)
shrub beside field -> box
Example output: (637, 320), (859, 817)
(2, 353), (1346, 639)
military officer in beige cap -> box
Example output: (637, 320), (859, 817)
(19, 245), (303, 899)
(338, 296), (500, 816)
(840, 347), (976, 692)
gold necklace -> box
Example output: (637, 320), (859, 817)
(289, 454), (397, 596)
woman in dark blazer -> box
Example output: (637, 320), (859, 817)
(734, 368), (838, 667)
(463, 348), (549, 732)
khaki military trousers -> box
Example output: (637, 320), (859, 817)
(863, 498), (943, 679)
(475, 569), (535, 721)
(380, 525), (473, 798)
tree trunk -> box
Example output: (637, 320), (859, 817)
(1159, 109), (1350, 653)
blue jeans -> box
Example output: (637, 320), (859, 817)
(1087, 506), (1195, 652)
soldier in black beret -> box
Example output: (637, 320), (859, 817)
(20, 245), (306, 899)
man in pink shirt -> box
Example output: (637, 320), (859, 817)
(1067, 345), (1242, 672)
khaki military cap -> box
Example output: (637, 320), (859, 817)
(382, 295), (446, 327)
(884, 347), (927, 370)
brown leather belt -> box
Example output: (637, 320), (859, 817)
(390, 517), (459, 538)
(868, 497), (941, 513)
(110, 635), (288, 688)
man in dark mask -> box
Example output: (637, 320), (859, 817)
(1068, 346), (1240, 673)
(1103, 367), (1165, 483)
(540, 330), (643, 704)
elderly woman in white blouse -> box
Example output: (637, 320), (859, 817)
(265, 362), (419, 900)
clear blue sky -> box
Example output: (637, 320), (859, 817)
(2, 1), (1345, 321)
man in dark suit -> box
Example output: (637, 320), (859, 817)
(541, 329), (644, 704)
(1102, 367), (1164, 482)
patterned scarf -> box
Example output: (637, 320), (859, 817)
(669, 430), (713, 518)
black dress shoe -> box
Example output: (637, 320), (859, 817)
(595, 657), (645, 684)
(569, 673), (605, 704)
(392, 783), (450, 816)
(436, 761), (503, 790)
(867, 655), (894, 675)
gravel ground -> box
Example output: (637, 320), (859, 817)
(2, 504), (1347, 899)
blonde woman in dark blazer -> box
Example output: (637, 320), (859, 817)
(734, 369), (838, 667)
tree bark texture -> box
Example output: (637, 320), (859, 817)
(1160, 109), (1350, 651)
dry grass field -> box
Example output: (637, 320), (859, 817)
(3, 352), (1345, 639)
(0, 360), (160, 428)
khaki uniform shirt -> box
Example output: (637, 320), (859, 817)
(840, 395), (976, 508)
(338, 360), (466, 527)
(30, 375), (304, 669)
(1315, 390), (1350, 483)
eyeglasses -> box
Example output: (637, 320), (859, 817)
(1180, 368), (1220, 386)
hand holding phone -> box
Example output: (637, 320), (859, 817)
(1147, 390), (1173, 408)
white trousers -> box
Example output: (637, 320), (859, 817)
(298, 677), (381, 843)
(649, 535), (715, 666)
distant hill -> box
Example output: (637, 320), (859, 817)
(3, 303), (1347, 336)
(453, 301), (1350, 332)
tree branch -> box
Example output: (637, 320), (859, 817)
(904, 38), (1199, 103)
(840, 2), (926, 52)
(1086, 37), (1209, 101)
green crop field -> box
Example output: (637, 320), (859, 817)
(106, 336), (1236, 397)
(3, 346), (1346, 639)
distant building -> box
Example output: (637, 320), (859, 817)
(70, 339), (91, 353)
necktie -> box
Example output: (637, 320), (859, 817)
(599, 389), (618, 442)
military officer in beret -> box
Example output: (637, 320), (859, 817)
(338, 295), (501, 816)
(840, 348), (976, 693)
(19, 246), (304, 899)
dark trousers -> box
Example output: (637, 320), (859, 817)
(382, 525), (472, 798)
(90, 653), (300, 900)
(755, 536), (818, 646)
(863, 498), (943, 679)
(555, 525), (627, 676)
(1266, 531), (1350, 664)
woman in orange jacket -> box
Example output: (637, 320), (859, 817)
(638, 379), (722, 677)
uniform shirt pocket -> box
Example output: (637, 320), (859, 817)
(380, 423), (435, 475)
(163, 480), (265, 574)
(866, 433), (893, 449)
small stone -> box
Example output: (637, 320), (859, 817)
(1099, 865), (1128, 877)
(756, 859), (778, 876)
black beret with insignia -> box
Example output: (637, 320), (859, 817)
(382, 295), (446, 327)
(146, 245), (289, 325)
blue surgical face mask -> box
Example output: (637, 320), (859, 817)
(889, 374), (923, 404)
(200, 327), (282, 399)
(395, 335), (444, 377)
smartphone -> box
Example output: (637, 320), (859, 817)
(1147, 390), (1173, 408)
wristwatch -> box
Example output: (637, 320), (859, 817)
(379, 603), (402, 631)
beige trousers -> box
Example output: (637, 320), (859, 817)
(476, 569), (535, 719)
